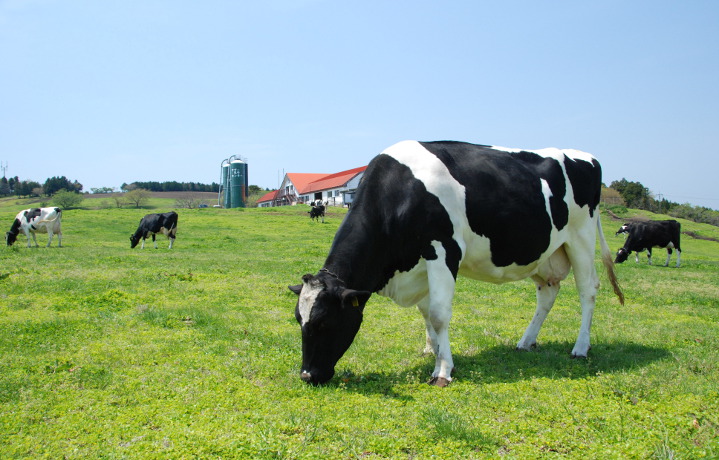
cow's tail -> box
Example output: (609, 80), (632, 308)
(597, 216), (624, 305)
(36, 208), (62, 224)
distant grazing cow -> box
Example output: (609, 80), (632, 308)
(614, 220), (681, 267)
(130, 212), (178, 249)
(5, 207), (62, 247)
(309, 201), (325, 223)
(289, 140), (623, 387)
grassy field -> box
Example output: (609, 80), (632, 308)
(1, 197), (717, 458)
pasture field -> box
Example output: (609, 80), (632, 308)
(1, 198), (718, 458)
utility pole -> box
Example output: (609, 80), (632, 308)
(0, 161), (7, 178)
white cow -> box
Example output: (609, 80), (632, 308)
(5, 207), (63, 247)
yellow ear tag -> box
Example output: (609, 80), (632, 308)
(352, 297), (359, 307)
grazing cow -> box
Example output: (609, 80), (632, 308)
(130, 212), (178, 249)
(289, 140), (623, 387)
(614, 220), (681, 267)
(5, 207), (62, 248)
(309, 201), (325, 223)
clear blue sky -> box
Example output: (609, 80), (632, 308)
(1, 1), (718, 208)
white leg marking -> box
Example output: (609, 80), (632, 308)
(416, 297), (437, 355)
(676, 250), (681, 267)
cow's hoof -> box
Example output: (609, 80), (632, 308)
(428, 376), (451, 387)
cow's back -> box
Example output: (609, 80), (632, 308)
(332, 140), (602, 292)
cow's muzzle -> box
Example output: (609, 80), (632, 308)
(300, 368), (333, 386)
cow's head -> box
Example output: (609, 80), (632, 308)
(289, 272), (371, 385)
(5, 231), (17, 246)
(129, 235), (140, 248)
(615, 224), (631, 236)
(614, 248), (630, 264)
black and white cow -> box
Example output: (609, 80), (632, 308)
(289, 140), (623, 386)
(5, 207), (62, 247)
(309, 201), (325, 223)
(130, 212), (178, 249)
(614, 220), (681, 267)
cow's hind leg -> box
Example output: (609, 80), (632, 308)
(46, 231), (54, 247)
(417, 297), (437, 356)
(565, 232), (601, 358)
(664, 248), (673, 267)
(424, 242), (458, 386)
(517, 247), (569, 351)
(517, 279), (561, 351)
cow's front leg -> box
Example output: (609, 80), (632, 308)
(647, 248), (653, 265)
(425, 242), (457, 387)
(152, 234), (158, 249)
(27, 231), (39, 248)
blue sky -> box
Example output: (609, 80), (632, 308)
(1, 1), (718, 208)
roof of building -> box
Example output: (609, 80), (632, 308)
(258, 166), (367, 203)
(256, 189), (279, 203)
(304, 165), (367, 193)
(284, 173), (328, 195)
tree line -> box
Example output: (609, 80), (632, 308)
(1, 176), (83, 197)
(121, 181), (220, 193)
(608, 178), (719, 227)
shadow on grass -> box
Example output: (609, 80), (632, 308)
(335, 340), (669, 397)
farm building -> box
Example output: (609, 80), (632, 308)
(257, 166), (366, 208)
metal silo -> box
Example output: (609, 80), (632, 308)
(229, 159), (248, 208)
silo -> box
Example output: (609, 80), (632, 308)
(229, 159), (248, 208)
(222, 162), (231, 208)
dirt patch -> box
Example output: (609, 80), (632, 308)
(682, 231), (719, 243)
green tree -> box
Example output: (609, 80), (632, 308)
(52, 189), (84, 208)
(610, 178), (651, 209)
(44, 176), (83, 195)
(125, 188), (151, 208)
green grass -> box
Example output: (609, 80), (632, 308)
(1, 199), (717, 458)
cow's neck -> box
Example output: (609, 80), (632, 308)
(321, 211), (390, 293)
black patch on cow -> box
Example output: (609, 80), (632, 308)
(323, 154), (461, 292)
(420, 141), (556, 267)
(564, 156), (601, 217)
(24, 208), (42, 222)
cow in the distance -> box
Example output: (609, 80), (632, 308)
(614, 220), (681, 267)
(5, 207), (62, 248)
(130, 212), (178, 249)
(289, 140), (623, 387)
(308, 201), (325, 223)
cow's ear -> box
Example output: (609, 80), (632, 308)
(341, 289), (371, 311)
(288, 284), (302, 296)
